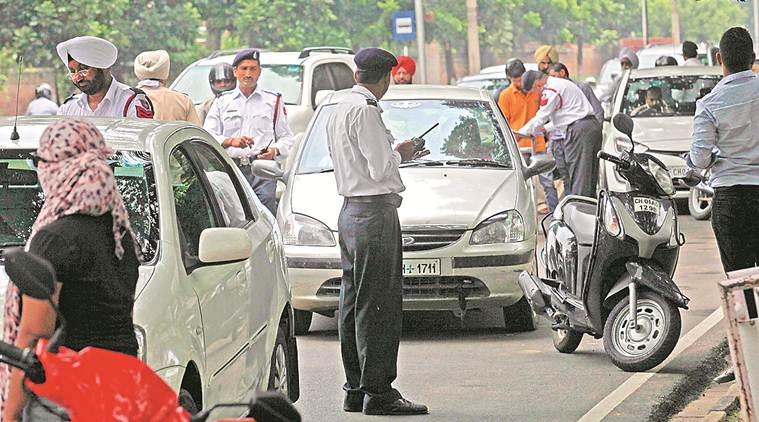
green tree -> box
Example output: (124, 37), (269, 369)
(645, 0), (751, 42)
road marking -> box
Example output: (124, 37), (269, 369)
(577, 306), (724, 422)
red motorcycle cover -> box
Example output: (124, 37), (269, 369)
(26, 339), (191, 422)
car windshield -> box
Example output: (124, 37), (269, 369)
(298, 99), (513, 174)
(0, 150), (159, 262)
(172, 64), (303, 105)
(621, 74), (721, 118)
(458, 78), (508, 98)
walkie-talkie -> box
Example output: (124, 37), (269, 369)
(413, 122), (439, 152)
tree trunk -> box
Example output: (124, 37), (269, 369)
(206, 23), (222, 51)
(576, 36), (584, 78)
(444, 40), (455, 85)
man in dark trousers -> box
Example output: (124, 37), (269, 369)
(688, 27), (759, 384)
(516, 70), (603, 197)
(326, 47), (429, 416)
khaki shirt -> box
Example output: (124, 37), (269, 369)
(142, 85), (201, 125)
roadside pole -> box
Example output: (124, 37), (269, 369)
(466, 0), (481, 74)
(671, 0), (680, 47)
(642, 0), (649, 46)
(414, 0), (427, 84)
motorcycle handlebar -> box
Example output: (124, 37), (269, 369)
(597, 151), (631, 170)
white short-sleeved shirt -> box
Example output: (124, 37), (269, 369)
(26, 97), (59, 116)
(326, 85), (405, 197)
(58, 77), (154, 118)
(520, 76), (594, 136)
(203, 86), (294, 159)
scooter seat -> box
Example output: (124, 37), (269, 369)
(561, 200), (597, 246)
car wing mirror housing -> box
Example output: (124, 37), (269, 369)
(4, 248), (55, 300)
(198, 228), (252, 265)
(252, 160), (285, 181)
(523, 157), (555, 180)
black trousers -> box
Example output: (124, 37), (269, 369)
(563, 116), (603, 197)
(337, 198), (403, 400)
(711, 185), (759, 273)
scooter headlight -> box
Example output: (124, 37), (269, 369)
(602, 197), (624, 238)
(648, 160), (676, 196)
(470, 210), (525, 244)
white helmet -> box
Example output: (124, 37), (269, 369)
(35, 83), (53, 99)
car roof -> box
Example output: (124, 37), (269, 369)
(189, 51), (354, 67)
(0, 116), (195, 151)
(324, 85), (491, 105)
(480, 63), (538, 74)
(638, 44), (682, 55)
(629, 66), (722, 78)
(458, 73), (508, 83)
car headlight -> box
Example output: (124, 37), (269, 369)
(614, 136), (649, 153)
(135, 325), (146, 361)
(283, 213), (336, 247)
(470, 210), (525, 244)
(648, 160), (675, 196)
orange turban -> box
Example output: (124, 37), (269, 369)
(392, 56), (416, 76)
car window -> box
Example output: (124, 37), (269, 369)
(0, 150), (159, 262)
(298, 99), (513, 174)
(188, 141), (252, 228)
(327, 63), (355, 91)
(621, 75), (721, 117)
(311, 64), (335, 106)
(169, 147), (217, 267)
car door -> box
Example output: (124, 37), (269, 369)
(168, 143), (253, 405)
(186, 141), (278, 392)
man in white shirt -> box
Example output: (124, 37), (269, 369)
(203, 48), (294, 215)
(56, 36), (154, 119)
(326, 47), (428, 416)
(683, 41), (702, 66)
(25, 84), (58, 116)
(517, 70), (603, 197)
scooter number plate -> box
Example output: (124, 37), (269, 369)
(633, 197), (660, 215)
(402, 259), (441, 277)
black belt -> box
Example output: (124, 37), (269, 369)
(345, 193), (403, 208)
(568, 115), (597, 128)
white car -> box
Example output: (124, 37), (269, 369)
(170, 47), (357, 140)
(457, 63), (539, 100)
(601, 66), (722, 199)
(0, 117), (299, 417)
(257, 85), (553, 335)
(637, 43), (715, 69)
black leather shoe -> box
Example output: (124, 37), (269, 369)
(714, 366), (736, 384)
(363, 397), (429, 415)
(343, 391), (365, 412)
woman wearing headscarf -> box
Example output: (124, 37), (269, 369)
(1, 119), (141, 421)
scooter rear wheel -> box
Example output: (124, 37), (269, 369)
(552, 329), (583, 353)
(603, 291), (681, 372)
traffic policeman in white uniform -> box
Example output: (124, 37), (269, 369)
(56, 36), (154, 119)
(326, 47), (428, 416)
(203, 48), (294, 215)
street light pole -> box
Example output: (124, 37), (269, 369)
(414, 0), (427, 84)
(642, 0), (649, 46)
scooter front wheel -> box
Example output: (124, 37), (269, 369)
(603, 291), (681, 372)
(552, 329), (583, 353)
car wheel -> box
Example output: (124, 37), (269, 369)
(503, 296), (536, 333)
(688, 187), (712, 220)
(178, 388), (199, 414)
(268, 324), (291, 399)
(294, 310), (313, 336)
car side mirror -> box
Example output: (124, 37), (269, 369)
(252, 160), (284, 181)
(523, 157), (555, 180)
(612, 113), (634, 138)
(314, 90), (334, 109)
(4, 248), (55, 300)
(198, 228), (252, 264)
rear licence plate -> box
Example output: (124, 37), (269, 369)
(402, 259), (441, 277)
(670, 166), (689, 179)
(633, 197), (660, 215)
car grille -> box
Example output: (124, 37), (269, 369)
(317, 276), (490, 298)
(401, 229), (466, 252)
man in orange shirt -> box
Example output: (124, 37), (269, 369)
(498, 59), (558, 212)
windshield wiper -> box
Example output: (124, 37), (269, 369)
(0, 242), (25, 249)
(444, 159), (510, 168)
(400, 159), (445, 168)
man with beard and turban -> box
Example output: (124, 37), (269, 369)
(134, 49), (200, 124)
(535, 45), (559, 73)
(56, 36), (154, 118)
(392, 56), (416, 84)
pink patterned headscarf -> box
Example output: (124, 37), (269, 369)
(1, 119), (138, 409)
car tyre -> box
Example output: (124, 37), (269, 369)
(178, 388), (199, 415)
(268, 323), (292, 399)
(503, 296), (536, 333)
(688, 187), (712, 220)
(552, 329), (583, 353)
(294, 310), (312, 336)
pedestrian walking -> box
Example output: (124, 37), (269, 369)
(198, 63), (236, 123)
(203, 48), (294, 215)
(134, 50), (201, 125)
(682, 41), (702, 66)
(1, 119), (141, 421)
(25, 84), (58, 116)
(497, 59), (558, 212)
(392, 56), (416, 85)
(516, 70), (603, 198)
(535, 45), (559, 73)
(687, 27), (759, 384)
(56, 36), (154, 118)
(326, 47), (428, 416)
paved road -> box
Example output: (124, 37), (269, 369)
(294, 216), (726, 421)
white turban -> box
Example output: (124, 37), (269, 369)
(56, 36), (118, 69)
(134, 50), (170, 81)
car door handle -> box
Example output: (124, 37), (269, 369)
(266, 238), (275, 263)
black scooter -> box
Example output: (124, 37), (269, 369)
(519, 114), (690, 372)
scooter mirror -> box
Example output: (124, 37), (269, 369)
(3, 248), (55, 300)
(248, 391), (301, 422)
(612, 113), (635, 139)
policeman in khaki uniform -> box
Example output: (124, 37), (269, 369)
(203, 48), (294, 215)
(133, 50), (201, 125)
(326, 47), (428, 416)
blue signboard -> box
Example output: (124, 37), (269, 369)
(391, 11), (416, 42)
